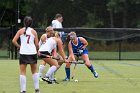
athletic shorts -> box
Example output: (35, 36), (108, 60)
(19, 54), (37, 64)
(39, 51), (51, 58)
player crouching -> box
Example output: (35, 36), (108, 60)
(64, 32), (98, 81)
(38, 31), (68, 84)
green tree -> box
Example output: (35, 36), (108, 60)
(0, 0), (15, 27)
(0, 0), (140, 28)
(107, 0), (140, 27)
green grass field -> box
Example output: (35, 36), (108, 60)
(0, 60), (140, 93)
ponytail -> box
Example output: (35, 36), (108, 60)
(23, 16), (33, 35)
(24, 26), (28, 35)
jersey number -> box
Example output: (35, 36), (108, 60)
(26, 35), (30, 44)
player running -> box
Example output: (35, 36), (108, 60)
(12, 16), (40, 93)
(64, 32), (99, 81)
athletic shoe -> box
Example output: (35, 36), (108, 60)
(20, 91), (26, 93)
(51, 79), (59, 84)
(39, 77), (43, 82)
(63, 77), (70, 81)
(93, 71), (99, 78)
(35, 89), (40, 93)
(42, 77), (52, 83)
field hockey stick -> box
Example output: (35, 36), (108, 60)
(40, 53), (84, 64)
(58, 60), (84, 64)
(71, 55), (79, 79)
(39, 53), (60, 60)
(70, 61), (84, 64)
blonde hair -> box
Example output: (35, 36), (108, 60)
(69, 31), (76, 36)
(45, 26), (53, 32)
(54, 31), (60, 38)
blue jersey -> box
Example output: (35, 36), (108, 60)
(71, 37), (88, 56)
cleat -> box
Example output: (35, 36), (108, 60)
(51, 79), (59, 84)
(93, 71), (99, 78)
(42, 77), (52, 83)
(20, 91), (26, 93)
(63, 77), (70, 81)
(47, 79), (59, 84)
(35, 89), (40, 93)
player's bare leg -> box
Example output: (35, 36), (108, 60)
(82, 54), (98, 78)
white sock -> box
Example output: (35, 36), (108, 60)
(50, 73), (54, 80)
(32, 73), (39, 90)
(54, 65), (61, 74)
(38, 65), (45, 77)
(46, 66), (57, 78)
(20, 75), (26, 92)
(53, 65), (61, 78)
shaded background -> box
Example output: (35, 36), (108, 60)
(0, 0), (140, 59)
(0, 0), (140, 28)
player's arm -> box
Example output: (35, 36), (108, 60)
(68, 41), (76, 61)
(41, 34), (46, 42)
(79, 37), (88, 49)
(57, 38), (67, 61)
(39, 34), (46, 47)
(12, 30), (21, 49)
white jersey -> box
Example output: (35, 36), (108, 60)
(52, 19), (64, 38)
(20, 27), (37, 55)
(52, 20), (63, 28)
(39, 37), (57, 54)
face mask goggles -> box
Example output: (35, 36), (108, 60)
(70, 34), (76, 40)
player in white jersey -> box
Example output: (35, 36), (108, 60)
(38, 31), (68, 84)
(52, 14), (63, 29)
(38, 26), (54, 47)
(12, 16), (40, 93)
(51, 13), (66, 42)
(38, 26), (58, 81)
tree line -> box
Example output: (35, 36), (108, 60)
(0, 0), (140, 28)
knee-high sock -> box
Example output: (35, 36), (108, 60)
(38, 65), (45, 77)
(50, 65), (62, 80)
(53, 65), (61, 76)
(45, 66), (57, 78)
(88, 65), (95, 73)
(20, 75), (26, 92)
(49, 73), (54, 80)
(65, 67), (70, 79)
(32, 73), (39, 90)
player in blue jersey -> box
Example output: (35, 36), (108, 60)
(64, 32), (98, 81)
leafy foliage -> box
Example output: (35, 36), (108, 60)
(0, 0), (140, 28)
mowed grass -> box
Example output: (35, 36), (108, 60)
(0, 60), (140, 93)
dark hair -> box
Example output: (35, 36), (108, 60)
(24, 16), (33, 35)
(54, 13), (62, 19)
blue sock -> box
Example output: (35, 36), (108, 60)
(88, 65), (95, 73)
(65, 67), (70, 79)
